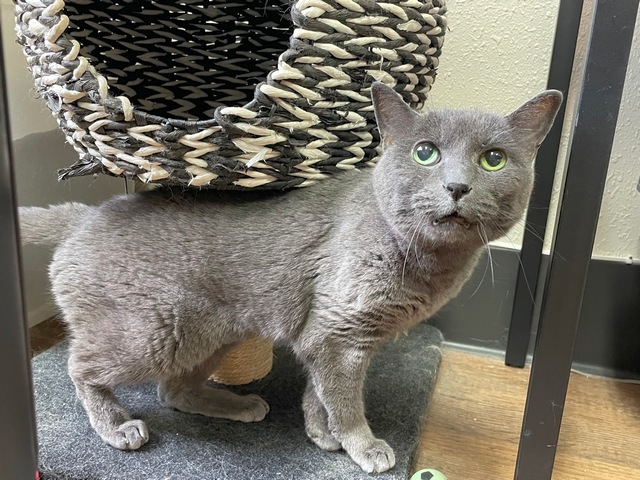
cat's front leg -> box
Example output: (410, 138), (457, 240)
(302, 380), (341, 451)
(302, 344), (396, 473)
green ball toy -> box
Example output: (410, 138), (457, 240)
(410, 468), (448, 480)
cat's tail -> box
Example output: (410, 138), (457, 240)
(19, 203), (94, 246)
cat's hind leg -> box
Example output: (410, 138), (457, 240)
(68, 352), (149, 450)
(158, 346), (269, 423)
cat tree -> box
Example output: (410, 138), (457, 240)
(14, 0), (447, 384)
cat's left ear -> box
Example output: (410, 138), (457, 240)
(506, 90), (563, 148)
(371, 82), (419, 146)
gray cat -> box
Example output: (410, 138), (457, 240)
(19, 83), (561, 474)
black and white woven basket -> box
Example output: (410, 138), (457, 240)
(15, 0), (447, 190)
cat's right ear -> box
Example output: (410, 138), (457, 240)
(370, 82), (418, 146)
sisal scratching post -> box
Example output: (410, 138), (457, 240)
(210, 336), (274, 385)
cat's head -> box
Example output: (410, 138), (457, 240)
(370, 82), (562, 247)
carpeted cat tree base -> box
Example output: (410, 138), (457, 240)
(33, 323), (442, 480)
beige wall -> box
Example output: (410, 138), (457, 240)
(428, 0), (558, 112)
(2, 0), (125, 325)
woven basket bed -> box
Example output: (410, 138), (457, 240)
(15, 0), (447, 190)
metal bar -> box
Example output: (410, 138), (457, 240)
(0, 15), (39, 480)
(505, 0), (585, 368)
(513, 1), (638, 478)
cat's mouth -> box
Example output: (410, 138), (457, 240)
(433, 212), (471, 229)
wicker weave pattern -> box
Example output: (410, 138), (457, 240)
(15, 0), (447, 190)
(62, 0), (293, 121)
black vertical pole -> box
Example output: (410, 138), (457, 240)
(505, 0), (585, 368)
(513, 1), (638, 478)
(0, 15), (39, 480)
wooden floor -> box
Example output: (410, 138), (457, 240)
(413, 348), (640, 480)
(30, 321), (640, 479)
(29, 317), (66, 357)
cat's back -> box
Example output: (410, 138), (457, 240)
(88, 169), (370, 236)
(97, 186), (290, 226)
(54, 169), (372, 276)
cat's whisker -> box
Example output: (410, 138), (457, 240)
(377, 225), (400, 244)
(506, 221), (546, 245)
(466, 246), (490, 301)
(504, 217), (568, 262)
(492, 213), (546, 245)
(478, 223), (495, 287)
(524, 205), (552, 210)
(401, 219), (421, 285)
(522, 225), (546, 244)
(492, 222), (536, 303)
(503, 212), (546, 231)
(413, 217), (427, 270)
(509, 218), (546, 243)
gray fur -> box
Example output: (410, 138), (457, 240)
(19, 83), (561, 474)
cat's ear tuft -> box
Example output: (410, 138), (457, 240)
(370, 82), (418, 146)
(506, 90), (563, 148)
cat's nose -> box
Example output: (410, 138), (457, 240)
(444, 182), (472, 201)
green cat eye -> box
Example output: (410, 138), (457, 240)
(413, 142), (440, 166)
(480, 149), (507, 171)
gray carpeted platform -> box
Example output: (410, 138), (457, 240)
(33, 322), (442, 480)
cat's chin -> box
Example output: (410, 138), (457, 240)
(432, 212), (472, 229)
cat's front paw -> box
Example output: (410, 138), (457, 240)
(347, 438), (396, 474)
